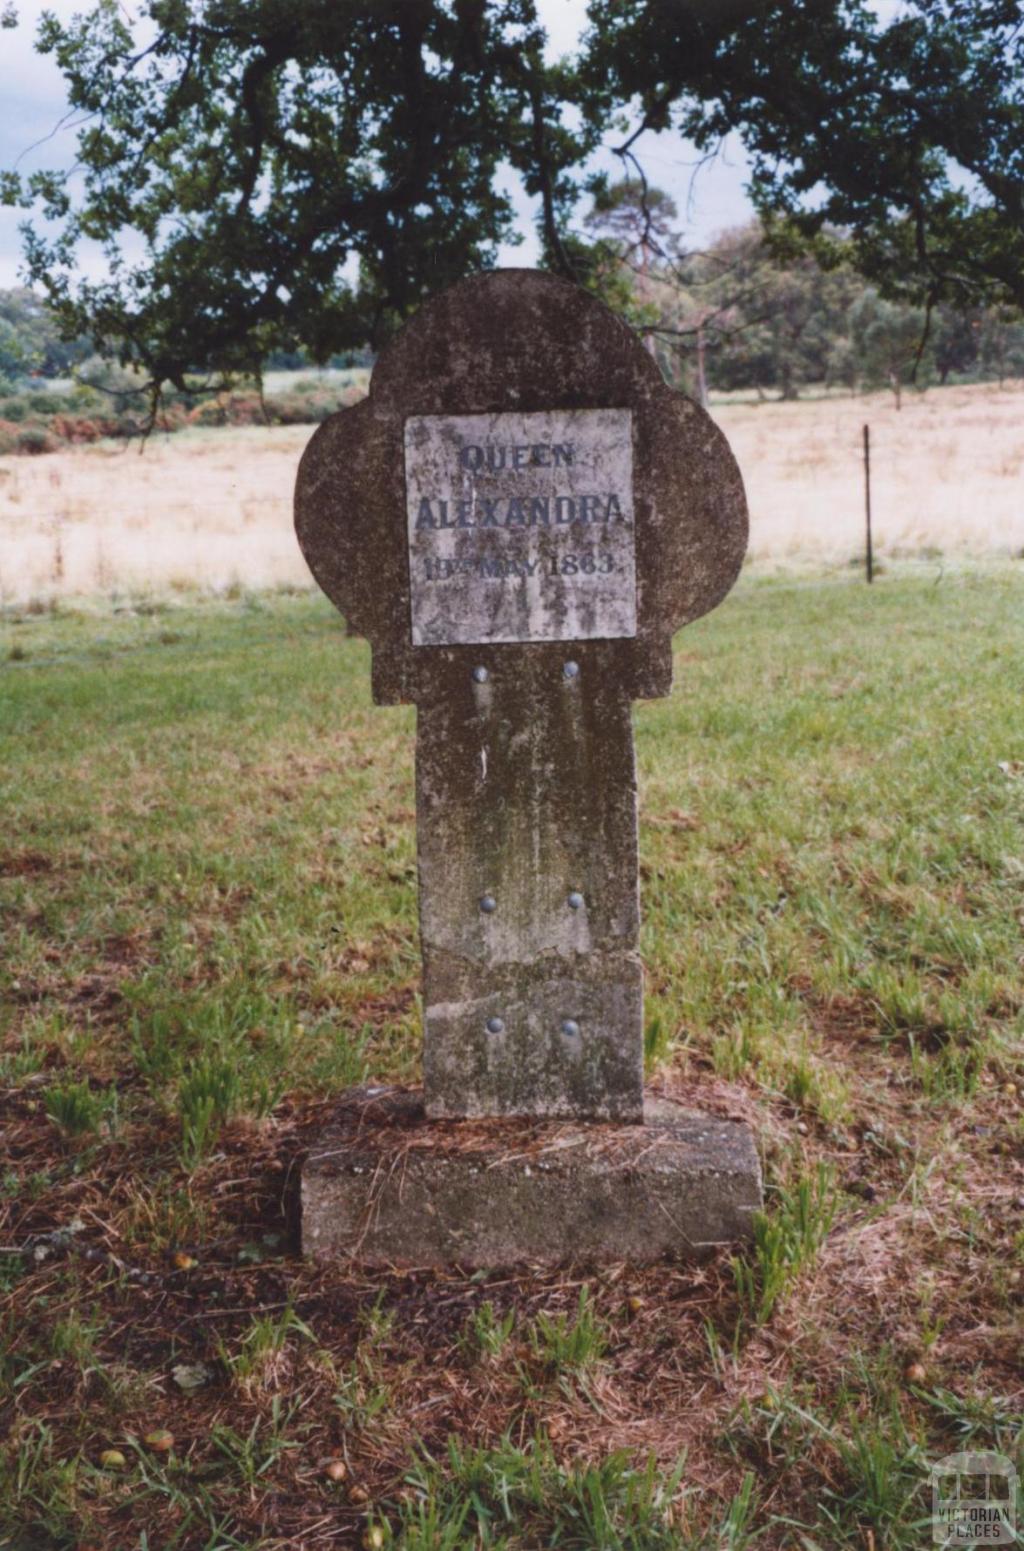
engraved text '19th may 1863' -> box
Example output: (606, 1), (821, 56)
(404, 408), (637, 646)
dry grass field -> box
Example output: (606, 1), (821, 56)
(0, 381), (1021, 605)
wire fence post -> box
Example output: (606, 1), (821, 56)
(863, 423), (874, 584)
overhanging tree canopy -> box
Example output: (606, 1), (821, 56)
(2, 0), (1021, 398)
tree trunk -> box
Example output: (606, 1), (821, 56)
(695, 324), (709, 409)
(640, 240), (657, 361)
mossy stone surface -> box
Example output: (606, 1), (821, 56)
(295, 269), (748, 1120)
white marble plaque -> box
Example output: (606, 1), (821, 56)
(405, 409), (636, 645)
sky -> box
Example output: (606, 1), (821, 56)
(0, 0), (905, 291)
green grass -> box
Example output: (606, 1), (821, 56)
(730, 1165), (839, 1330)
(526, 1288), (609, 1387)
(44, 1078), (108, 1137)
(1, 572), (1022, 1548)
(390, 1436), (694, 1550)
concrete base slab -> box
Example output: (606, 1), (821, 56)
(301, 1087), (762, 1267)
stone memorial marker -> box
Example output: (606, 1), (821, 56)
(296, 270), (761, 1265)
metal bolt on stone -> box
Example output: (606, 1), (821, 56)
(295, 269), (762, 1267)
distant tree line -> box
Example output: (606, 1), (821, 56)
(2, 216), (1022, 426)
(0, 289), (370, 453)
(0, 288), (90, 383)
(0, 288), (371, 391)
(3, 181), (1022, 420)
(582, 188), (1024, 407)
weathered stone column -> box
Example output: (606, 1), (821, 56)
(295, 269), (761, 1266)
(416, 647), (642, 1120)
